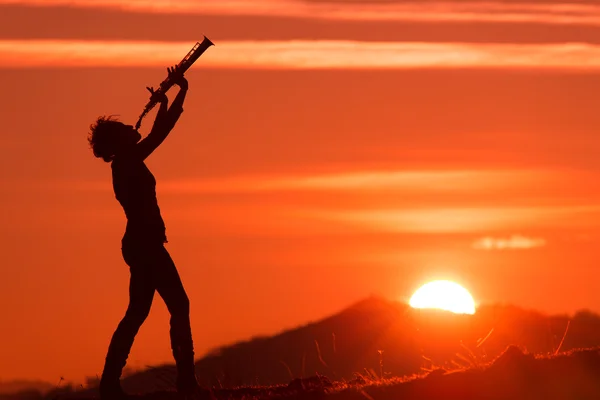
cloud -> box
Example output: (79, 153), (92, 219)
(3, 39), (600, 69)
(155, 169), (556, 194)
(45, 168), (551, 194)
(19, 169), (600, 234)
(2, 0), (600, 26)
(311, 206), (600, 233)
(472, 234), (547, 250)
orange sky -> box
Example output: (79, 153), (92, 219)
(2, 0), (600, 386)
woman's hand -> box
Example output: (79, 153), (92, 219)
(167, 65), (188, 90)
(146, 86), (168, 103)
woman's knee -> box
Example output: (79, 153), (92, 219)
(170, 293), (190, 316)
(178, 294), (190, 315)
(123, 305), (152, 326)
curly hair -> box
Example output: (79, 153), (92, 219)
(88, 115), (125, 162)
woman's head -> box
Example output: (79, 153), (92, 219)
(88, 115), (142, 162)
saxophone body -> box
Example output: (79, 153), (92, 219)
(135, 36), (214, 130)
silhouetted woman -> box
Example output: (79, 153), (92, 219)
(88, 66), (202, 399)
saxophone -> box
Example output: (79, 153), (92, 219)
(135, 36), (214, 130)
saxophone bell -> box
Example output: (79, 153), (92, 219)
(135, 36), (214, 130)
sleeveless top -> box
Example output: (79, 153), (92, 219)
(111, 155), (167, 244)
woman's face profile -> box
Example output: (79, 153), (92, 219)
(121, 124), (142, 146)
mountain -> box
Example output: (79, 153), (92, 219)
(102, 296), (600, 394)
(0, 379), (54, 395)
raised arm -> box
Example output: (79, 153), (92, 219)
(135, 66), (189, 161)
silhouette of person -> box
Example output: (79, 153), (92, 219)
(87, 65), (203, 399)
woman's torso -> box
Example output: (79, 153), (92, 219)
(111, 155), (167, 244)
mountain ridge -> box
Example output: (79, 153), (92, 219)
(108, 296), (600, 393)
(5, 296), (600, 397)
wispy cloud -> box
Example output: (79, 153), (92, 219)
(153, 168), (559, 195)
(2, 0), (600, 26)
(3, 39), (600, 69)
(311, 206), (600, 233)
(49, 168), (553, 194)
(472, 234), (547, 250)
(18, 168), (600, 234)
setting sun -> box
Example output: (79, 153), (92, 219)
(409, 280), (476, 314)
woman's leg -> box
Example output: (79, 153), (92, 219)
(151, 245), (198, 392)
(100, 247), (156, 396)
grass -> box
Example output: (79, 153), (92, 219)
(6, 345), (600, 400)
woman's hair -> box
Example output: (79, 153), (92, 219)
(88, 115), (125, 162)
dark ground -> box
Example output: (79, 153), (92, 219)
(6, 345), (600, 400)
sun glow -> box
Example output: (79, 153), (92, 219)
(409, 280), (476, 314)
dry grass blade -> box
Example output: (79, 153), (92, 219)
(554, 320), (571, 355)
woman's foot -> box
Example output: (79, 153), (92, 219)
(177, 376), (212, 400)
(99, 379), (128, 400)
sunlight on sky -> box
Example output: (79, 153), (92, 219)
(316, 206), (600, 233)
(4, 0), (600, 385)
(1, 0), (600, 26)
(2, 40), (600, 69)
(53, 168), (553, 194)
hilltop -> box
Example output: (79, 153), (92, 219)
(5, 296), (600, 399)
(112, 296), (598, 392)
(0, 380), (54, 396)
(7, 345), (600, 400)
